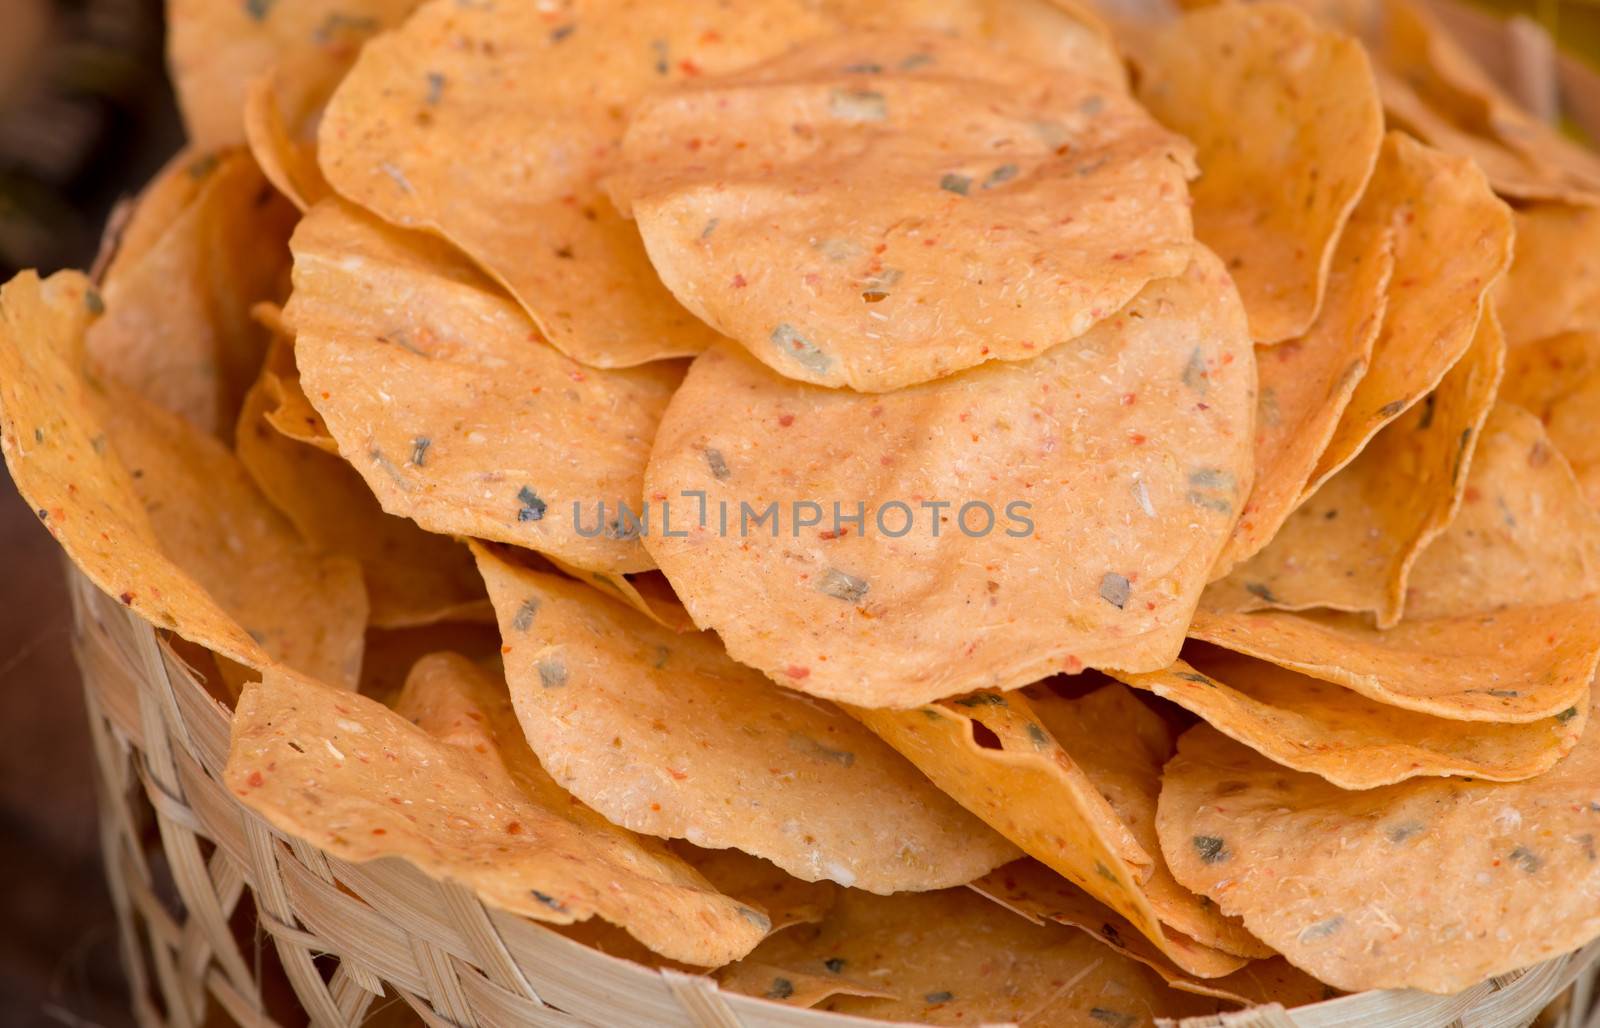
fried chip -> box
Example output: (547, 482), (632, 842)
(250, 324), (338, 453)
(0, 271), (270, 673)
(608, 31), (1194, 390)
(236, 341), (490, 629)
(1134, 3), (1382, 343)
(645, 250), (1254, 707)
(167, 0), (420, 150)
(1207, 301), (1504, 624)
(1113, 649), (1585, 788)
(1307, 132), (1512, 488)
(1378, 0), (1600, 200)
(670, 844), (839, 938)
(1406, 403), (1600, 619)
(827, 0), (1123, 84)
(473, 543), (1019, 892)
(1501, 332), (1600, 510)
(1377, 69), (1598, 206)
(852, 687), (1257, 977)
(88, 149), (296, 439)
(970, 860), (1334, 1008)
(318, 0), (849, 368)
(1496, 204), (1600, 346)
(717, 888), (1229, 1024)
(1189, 601), (1600, 722)
(227, 655), (775, 967)
(100, 376), (369, 691)
(286, 199), (681, 574)
(244, 69), (332, 213)
(1211, 213), (1395, 576)
(1157, 710), (1600, 993)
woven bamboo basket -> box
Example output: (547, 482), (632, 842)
(57, 3), (1600, 1027)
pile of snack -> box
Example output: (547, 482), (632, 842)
(5, 0), (1600, 1022)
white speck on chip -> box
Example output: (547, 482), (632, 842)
(824, 862), (856, 888)
(1134, 478), (1155, 516)
(467, 430), (487, 445)
(325, 739), (345, 761)
(335, 719), (365, 734)
(1493, 806), (1523, 832)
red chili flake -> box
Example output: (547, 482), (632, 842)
(979, 346), (990, 355)
(501, 645), (513, 655)
(699, 29), (721, 43)
(678, 59), (702, 76)
(687, 138), (702, 151)
(778, 414), (795, 427)
(1121, 393), (1137, 406)
(649, 803), (662, 812)
(668, 768), (688, 781)
(118, 591), (135, 605)
(879, 455), (893, 466)
(568, 369), (586, 382)
(1129, 433), (1147, 445)
(731, 273), (747, 288)
(785, 665), (811, 680)
(1464, 486), (1483, 503)
(1062, 655), (1084, 672)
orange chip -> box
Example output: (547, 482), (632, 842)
(717, 888), (1230, 1023)
(1212, 211), (1395, 576)
(645, 250), (1254, 707)
(1406, 403), (1600, 619)
(1114, 650), (1584, 789)
(1501, 332), (1600, 510)
(1208, 301), (1504, 624)
(319, 0), (843, 367)
(1189, 601), (1600, 722)
(286, 199), (681, 574)
(852, 685), (1261, 978)
(244, 69), (333, 213)
(1307, 132), (1512, 488)
(1158, 709), (1600, 993)
(474, 543), (1019, 892)
(1496, 204), (1600, 346)
(971, 860), (1334, 1007)
(88, 149), (296, 439)
(1135, 2), (1382, 343)
(608, 31), (1194, 390)
(227, 655), (776, 966)
(167, 0), (420, 149)
(0, 271), (271, 673)
(236, 340), (490, 629)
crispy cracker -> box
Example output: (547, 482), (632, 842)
(1135, 2), (1382, 343)
(1158, 710), (1600, 993)
(645, 250), (1254, 707)
(474, 543), (1019, 892)
(609, 31), (1194, 390)
(1114, 650), (1584, 788)
(286, 199), (680, 574)
(227, 655), (774, 966)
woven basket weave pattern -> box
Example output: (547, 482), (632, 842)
(67, 563), (1600, 1028)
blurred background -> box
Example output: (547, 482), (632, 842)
(0, 0), (1597, 1025)
(1, 1), (177, 1024)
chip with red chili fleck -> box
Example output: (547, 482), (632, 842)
(607, 31), (1194, 391)
(1158, 703), (1600, 993)
(851, 684), (1266, 978)
(285, 199), (681, 574)
(473, 542), (1018, 892)
(1134, 2), (1383, 344)
(644, 249), (1253, 707)
(716, 887), (1230, 1022)
(225, 653), (777, 966)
